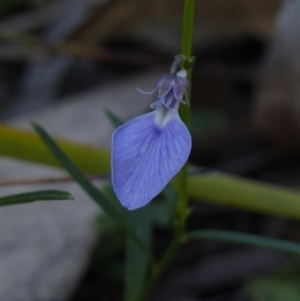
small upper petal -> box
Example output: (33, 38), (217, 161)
(157, 75), (174, 98)
(173, 76), (188, 101)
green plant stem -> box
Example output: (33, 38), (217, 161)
(181, 0), (195, 64)
(134, 240), (181, 301)
(177, 0), (195, 236)
(134, 1), (196, 300)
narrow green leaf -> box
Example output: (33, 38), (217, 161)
(105, 109), (124, 128)
(32, 122), (155, 264)
(0, 124), (110, 173)
(187, 173), (300, 219)
(0, 189), (73, 206)
(125, 208), (152, 301)
(32, 121), (123, 220)
(188, 230), (300, 255)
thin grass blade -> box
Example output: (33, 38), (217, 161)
(0, 189), (73, 206)
(188, 230), (300, 255)
(188, 173), (300, 219)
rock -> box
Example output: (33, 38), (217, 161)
(0, 71), (160, 301)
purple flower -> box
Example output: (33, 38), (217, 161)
(111, 56), (192, 210)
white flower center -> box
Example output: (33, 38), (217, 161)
(154, 106), (179, 129)
(176, 69), (187, 78)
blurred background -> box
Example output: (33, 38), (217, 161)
(2, 0), (300, 300)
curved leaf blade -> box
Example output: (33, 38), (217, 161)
(0, 189), (73, 206)
(0, 124), (110, 173)
(188, 173), (300, 219)
(188, 230), (300, 255)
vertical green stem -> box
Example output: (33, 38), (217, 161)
(177, 0), (195, 236)
(181, 0), (195, 63)
(134, 2), (195, 300)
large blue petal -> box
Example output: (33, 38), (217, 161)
(111, 111), (191, 210)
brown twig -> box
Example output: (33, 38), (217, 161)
(0, 173), (110, 186)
